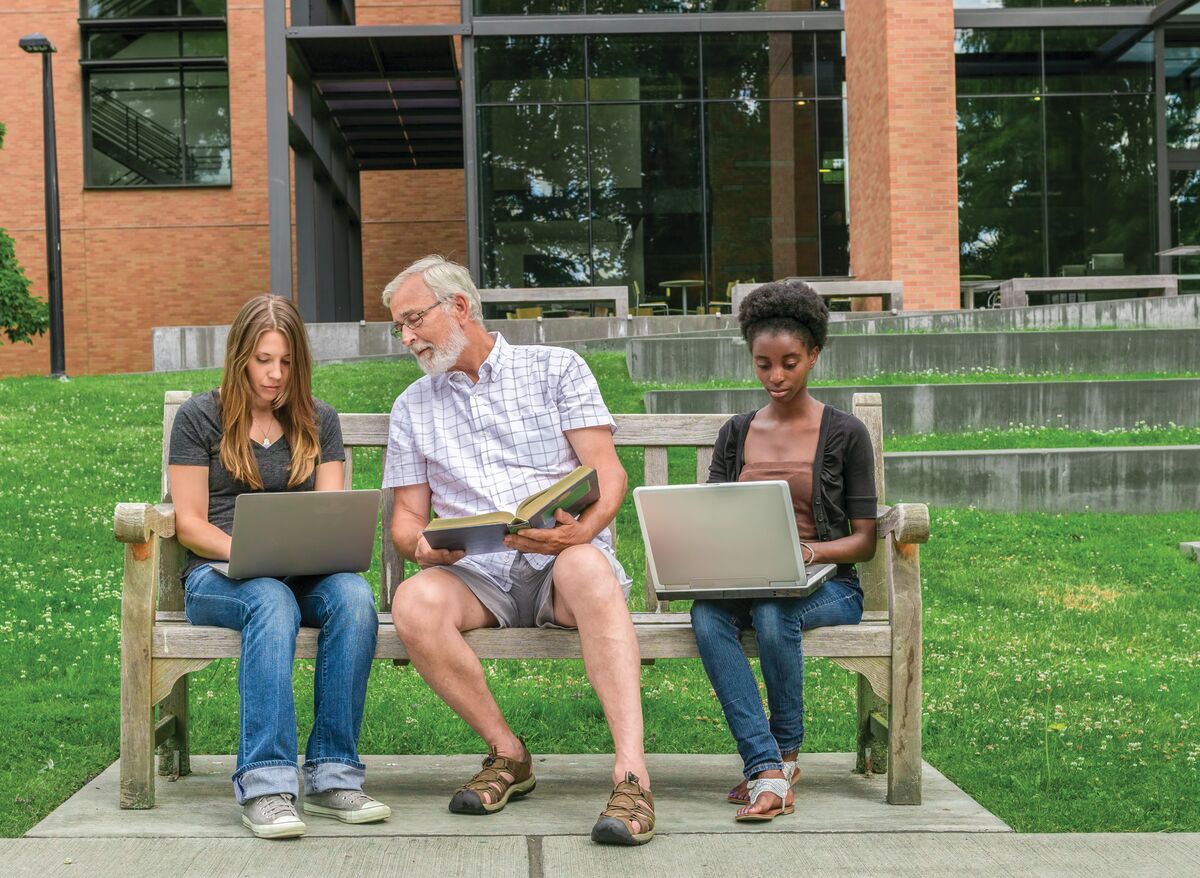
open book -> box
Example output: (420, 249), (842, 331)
(422, 466), (601, 555)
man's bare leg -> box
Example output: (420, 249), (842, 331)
(551, 545), (649, 790)
(391, 568), (526, 802)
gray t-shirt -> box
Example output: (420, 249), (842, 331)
(168, 390), (346, 580)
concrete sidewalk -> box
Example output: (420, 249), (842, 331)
(5, 834), (1199, 877)
(28, 754), (1007, 838)
(16, 754), (1195, 876)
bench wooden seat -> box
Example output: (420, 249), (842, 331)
(116, 392), (928, 811)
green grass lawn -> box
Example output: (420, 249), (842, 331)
(0, 354), (1197, 836)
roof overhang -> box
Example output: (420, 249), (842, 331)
(287, 26), (465, 171)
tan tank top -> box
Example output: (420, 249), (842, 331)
(738, 461), (818, 541)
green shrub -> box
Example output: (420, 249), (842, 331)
(0, 121), (51, 346)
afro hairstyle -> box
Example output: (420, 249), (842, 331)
(737, 280), (829, 351)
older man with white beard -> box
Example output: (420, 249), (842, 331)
(380, 256), (655, 846)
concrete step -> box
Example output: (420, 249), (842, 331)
(644, 378), (1200, 433)
(627, 329), (1200, 383)
(1180, 541), (1200, 561)
(829, 292), (1200, 335)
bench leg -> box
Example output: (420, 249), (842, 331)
(855, 676), (888, 775)
(157, 675), (191, 779)
(887, 541), (923, 805)
(120, 540), (157, 809)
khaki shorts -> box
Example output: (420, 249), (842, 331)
(435, 546), (630, 629)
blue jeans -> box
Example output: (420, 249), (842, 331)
(184, 564), (379, 804)
(690, 575), (864, 780)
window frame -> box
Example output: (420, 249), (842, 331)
(79, 3), (232, 189)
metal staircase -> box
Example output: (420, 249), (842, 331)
(91, 91), (224, 185)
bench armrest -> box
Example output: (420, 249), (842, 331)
(876, 503), (930, 545)
(114, 502), (176, 544)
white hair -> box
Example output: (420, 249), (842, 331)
(381, 255), (483, 324)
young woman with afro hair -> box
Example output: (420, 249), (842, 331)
(691, 279), (878, 822)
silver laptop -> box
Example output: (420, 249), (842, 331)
(209, 489), (381, 580)
(634, 481), (836, 601)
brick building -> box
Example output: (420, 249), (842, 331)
(1, 1), (1193, 376)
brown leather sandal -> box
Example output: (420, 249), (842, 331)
(448, 743), (536, 815)
(591, 772), (655, 846)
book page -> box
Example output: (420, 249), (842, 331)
(424, 510), (517, 531)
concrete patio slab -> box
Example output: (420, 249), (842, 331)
(5, 834), (1200, 878)
(540, 833), (1200, 877)
(0, 837), (528, 878)
(28, 754), (1008, 839)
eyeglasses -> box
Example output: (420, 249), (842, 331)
(390, 301), (441, 338)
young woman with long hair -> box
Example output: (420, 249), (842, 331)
(691, 280), (878, 823)
(169, 295), (388, 839)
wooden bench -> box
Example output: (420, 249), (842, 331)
(479, 286), (630, 319)
(999, 275), (1178, 309)
(733, 281), (904, 314)
(115, 392), (929, 810)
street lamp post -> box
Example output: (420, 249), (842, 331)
(19, 33), (66, 379)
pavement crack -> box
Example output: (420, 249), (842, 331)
(527, 835), (544, 878)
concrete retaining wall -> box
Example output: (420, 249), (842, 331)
(627, 329), (1200, 383)
(151, 315), (738, 371)
(829, 293), (1200, 335)
(883, 446), (1200, 512)
(643, 379), (1200, 433)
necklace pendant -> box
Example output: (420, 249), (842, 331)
(262, 437), (271, 448)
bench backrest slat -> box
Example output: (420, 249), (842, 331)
(160, 390), (193, 613)
(852, 393), (889, 614)
(642, 446), (670, 612)
(160, 393), (890, 619)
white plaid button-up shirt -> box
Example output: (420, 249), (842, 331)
(383, 333), (626, 589)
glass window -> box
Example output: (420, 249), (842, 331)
(182, 70), (232, 185)
(588, 0), (697, 12)
(84, 0), (226, 16)
(815, 31), (845, 99)
(1042, 29), (1153, 94)
(1169, 170), (1200, 293)
(479, 105), (592, 287)
(85, 30), (226, 60)
(706, 0), (839, 9)
(706, 99), (842, 290)
(589, 103), (705, 297)
(1167, 41), (1200, 149)
(87, 68), (231, 186)
(955, 29), (1041, 96)
(1044, 94), (1155, 279)
(476, 36), (585, 103)
(817, 100), (848, 275)
(703, 33), (816, 101)
(587, 34), (699, 102)
(956, 96), (1045, 280)
(473, 0), (583, 13)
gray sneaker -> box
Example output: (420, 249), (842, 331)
(242, 793), (306, 839)
(303, 789), (392, 824)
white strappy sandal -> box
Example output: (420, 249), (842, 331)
(727, 758), (800, 805)
(734, 774), (795, 822)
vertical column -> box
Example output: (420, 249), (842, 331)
(348, 169), (365, 320)
(294, 82), (320, 320)
(265, 0), (293, 298)
(845, 0), (960, 310)
(461, 33), (481, 284)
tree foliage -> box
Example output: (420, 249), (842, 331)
(0, 121), (51, 345)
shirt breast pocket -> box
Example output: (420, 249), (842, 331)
(495, 405), (562, 469)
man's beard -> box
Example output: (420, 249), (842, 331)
(408, 321), (468, 376)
